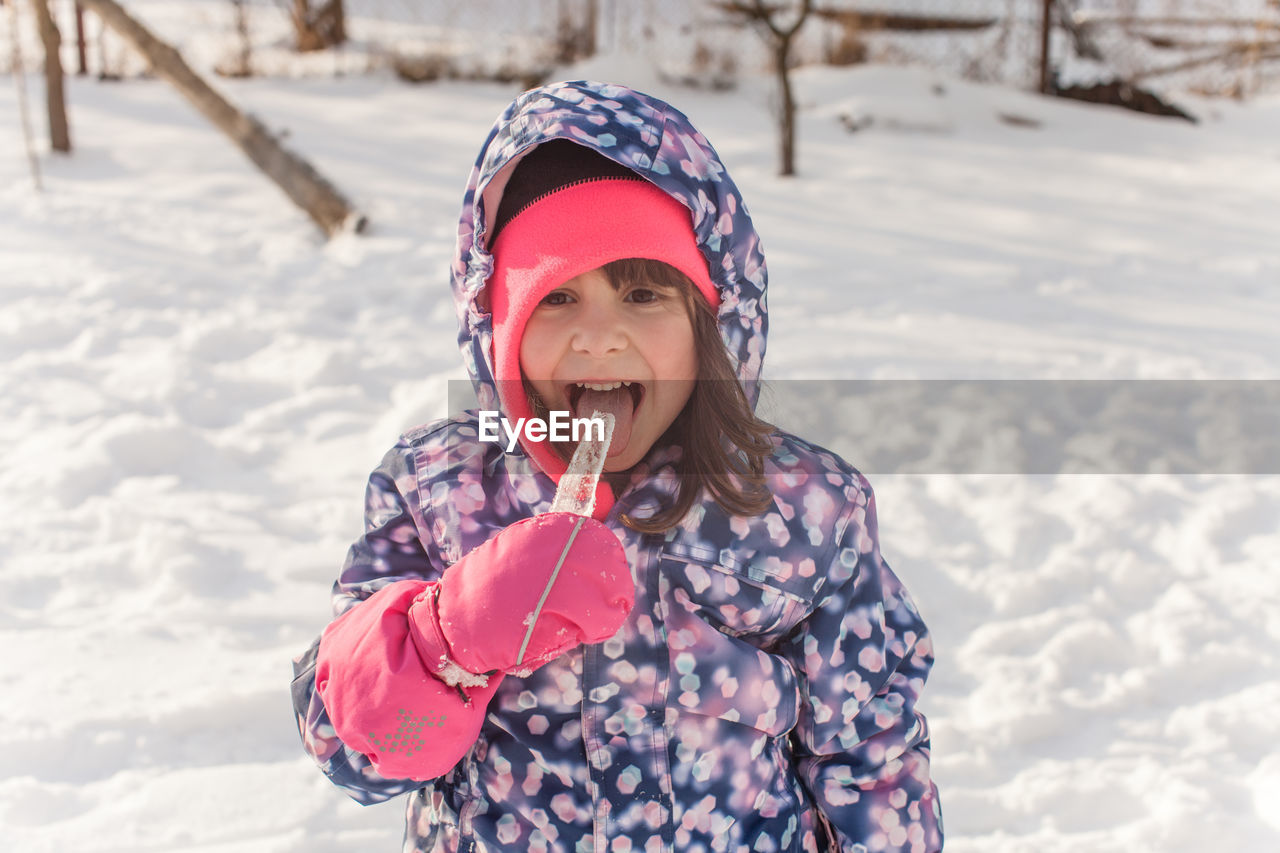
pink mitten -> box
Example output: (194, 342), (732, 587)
(316, 580), (504, 781)
(409, 513), (633, 680)
(316, 513), (631, 781)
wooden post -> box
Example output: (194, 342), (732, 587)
(1040, 0), (1053, 94)
(80, 0), (365, 238)
(31, 0), (72, 152)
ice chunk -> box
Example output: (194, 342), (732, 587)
(549, 410), (614, 517)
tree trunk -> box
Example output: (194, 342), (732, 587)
(8, 0), (45, 189)
(775, 41), (795, 177)
(582, 0), (598, 59)
(292, 0), (346, 52)
(31, 0), (71, 152)
(220, 0), (253, 78)
(75, 3), (88, 75)
(1039, 0), (1053, 94)
(712, 0), (810, 176)
(80, 0), (364, 238)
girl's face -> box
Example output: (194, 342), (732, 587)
(520, 266), (697, 472)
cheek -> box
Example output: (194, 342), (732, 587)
(647, 320), (697, 415)
(518, 322), (568, 408)
(681, 336), (698, 380)
(519, 323), (552, 379)
(665, 320), (698, 381)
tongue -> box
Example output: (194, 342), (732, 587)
(575, 388), (634, 457)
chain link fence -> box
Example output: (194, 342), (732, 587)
(777, 0), (1280, 97)
(1055, 0), (1280, 96)
(4, 1), (1278, 97)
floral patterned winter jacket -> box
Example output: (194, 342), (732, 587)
(291, 80), (943, 853)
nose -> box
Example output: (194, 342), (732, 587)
(570, 299), (627, 357)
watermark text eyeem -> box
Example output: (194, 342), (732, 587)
(478, 411), (606, 452)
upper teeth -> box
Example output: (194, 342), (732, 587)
(576, 381), (631, 391)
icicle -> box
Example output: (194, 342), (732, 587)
(549, 411), (614, 517)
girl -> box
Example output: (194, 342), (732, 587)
(292, 81), (943, 853)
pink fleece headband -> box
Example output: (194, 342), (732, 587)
(488, 177), (721, 490)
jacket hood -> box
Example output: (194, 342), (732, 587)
(449, 80), (769, 458)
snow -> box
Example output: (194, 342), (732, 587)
(3, 25), (1280, 853)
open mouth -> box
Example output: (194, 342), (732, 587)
(566, 380), (644, 417)
(565, 380), (643, 456)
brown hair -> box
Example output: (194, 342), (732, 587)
(525, 258), (775, 533)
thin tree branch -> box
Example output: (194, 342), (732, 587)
(1132, 39), (1280, 81)
(1075, 15), (1280, 31)
(715, 0), (810, 40)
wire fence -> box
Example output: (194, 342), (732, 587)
(1055, 0), (1280, 96)
(3, 0), (1279, 97)
(785, 0), (1280, 96)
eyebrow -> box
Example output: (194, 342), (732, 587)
(606, 276), (677, 293)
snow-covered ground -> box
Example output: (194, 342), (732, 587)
(3, 27), (1280, 853)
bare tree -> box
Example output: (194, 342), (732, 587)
(80, 0), (364, 238)
(282, 0), (345, 52)
(7, 0), (44, 188)
(74, 2), (88, 75)
(553, 0), (598, 64)
(30, 0), (71, 152)
(218, 0), (254, 78)
(714, 0), (813, 176)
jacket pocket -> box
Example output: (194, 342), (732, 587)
(658, 547), (808, 640)
(658, 552), (803, 737)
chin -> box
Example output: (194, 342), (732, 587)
(601, 443), (651, 473)
(601, 455), (638, 474)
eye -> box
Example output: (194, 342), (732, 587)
(625, 287), (660, 304)
(540, 290), (573, 307)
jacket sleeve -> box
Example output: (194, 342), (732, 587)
(783, 479), (944, 852)
(290, 437), (456, 805)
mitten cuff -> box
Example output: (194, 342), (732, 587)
(407, 584), (493, 689)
